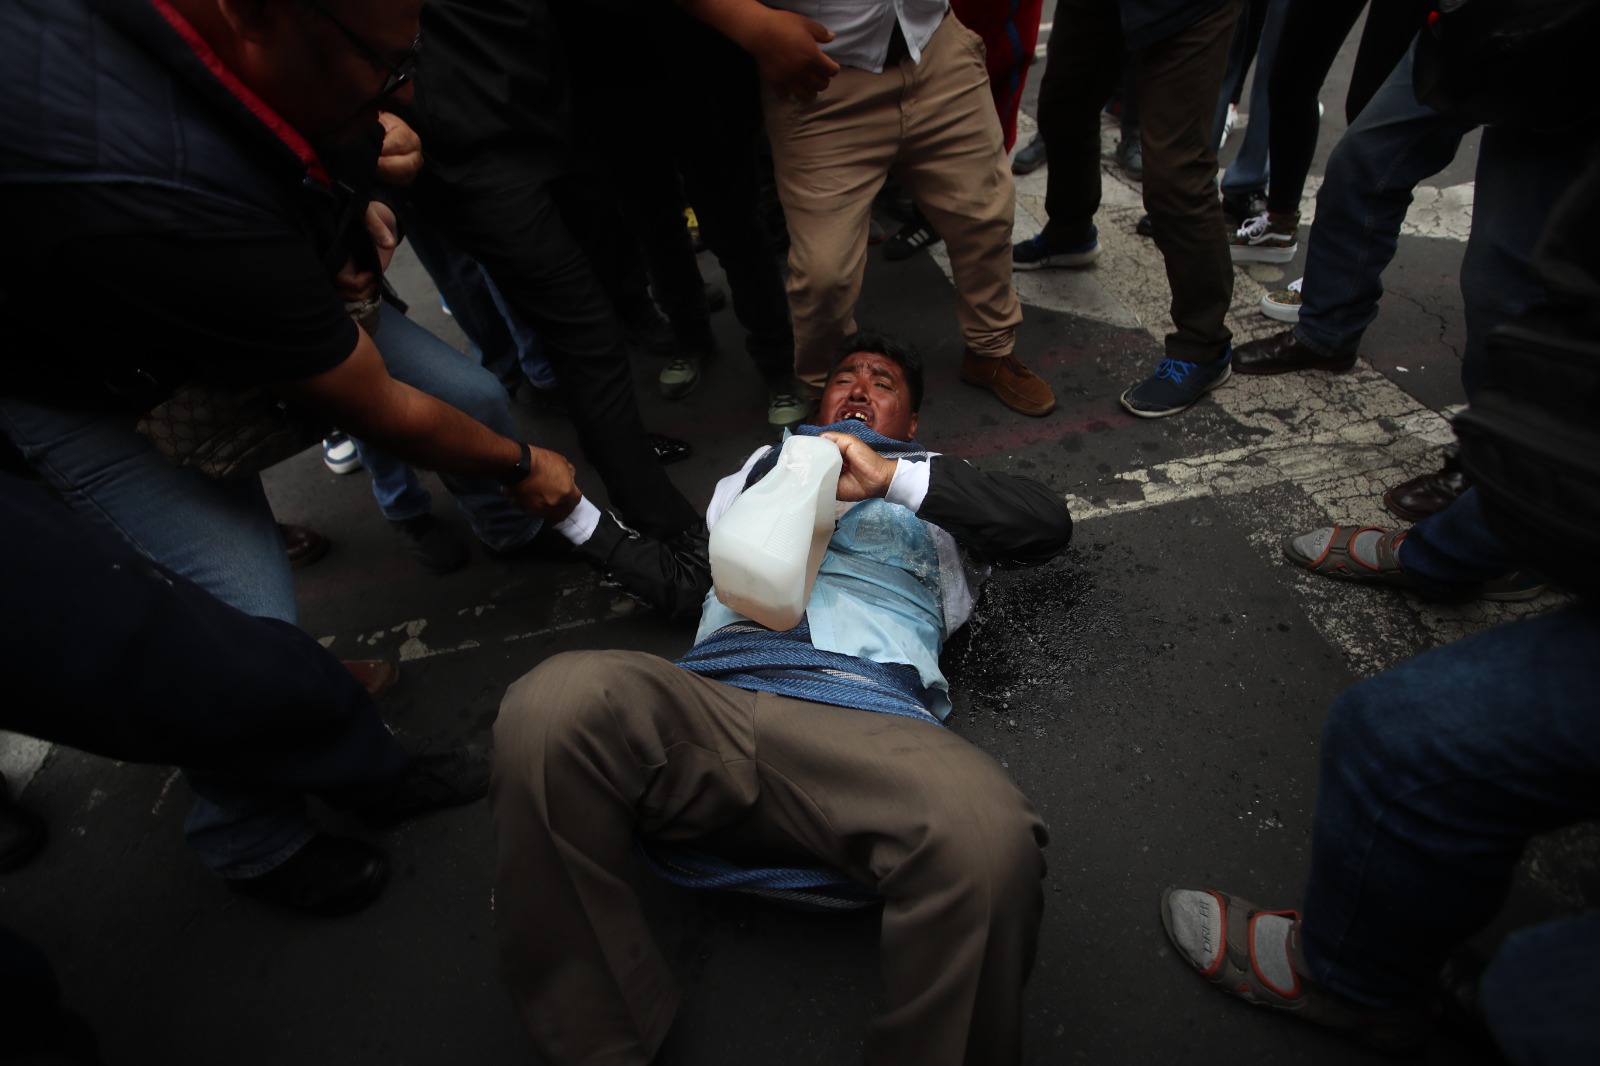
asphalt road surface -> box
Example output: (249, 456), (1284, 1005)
(4, 11), (1592, 1066)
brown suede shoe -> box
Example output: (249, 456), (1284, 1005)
(959, 350), (1056, 417)
(344, 659), (399, 701)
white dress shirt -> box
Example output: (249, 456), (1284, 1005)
(763, 0), (950, 73)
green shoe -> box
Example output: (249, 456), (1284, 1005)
(659, 355), (702, 399)
(767, 388), (813, 427)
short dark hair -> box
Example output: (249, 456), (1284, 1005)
(829, 330), (924, 412)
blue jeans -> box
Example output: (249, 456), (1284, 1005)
(403, 210), (557, 392)
(1215, 0), (1287, 196)
(0, 306), (532, 873)
(1292, 40), (1473, 364)
(1294, 40), (1587, 396)
(1300, 604), (1600, 1039)
(1392, 488), (1517, 595)
(350, 303), (542, 549)
(1481, 912), (1600, 1064)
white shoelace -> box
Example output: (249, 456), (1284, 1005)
(1236, 212), (1272, 240)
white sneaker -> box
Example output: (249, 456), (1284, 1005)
(1260, 277), (1303, 323)
(322, 432), (362, 475)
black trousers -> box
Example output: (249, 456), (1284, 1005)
(1264, 0), (1434, 214)
(1036, 0), (1242, 363)
(560, 3), (794, 385)
(412, 163), (698, 538)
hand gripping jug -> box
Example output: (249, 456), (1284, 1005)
(709, 435), (843, 631)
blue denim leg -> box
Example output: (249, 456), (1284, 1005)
(1218, 0), (1286, 194)
(1293, 40), (1473, 360)
(1394, 488), (1518, 593)
(484, 270), (559, 390)
(352, 439), (433, 522)
(1457, 123), (1589, 399)
(369, 303), (542, 551)
(0, 397), (295, 621)
(0, 395), (316, 876)
(402, 210), (525, 394)
(1480, 912), (1600, 1066)
(1300, 604), (1600, 1009)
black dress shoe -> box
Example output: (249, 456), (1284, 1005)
(278, 522), (329, 568)
(484, 521), (576, 562)
(228, 834), (389, 916)
(1384, 452), (1470, 522)
(1011, 133), (1047, 175)
(390, 513), (470, 574)
(356, 744), (491, 830)
(1233, 329), (1359, 375)
(649, 433), (692, 464)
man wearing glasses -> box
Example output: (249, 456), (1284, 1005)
(0, 0), (579, 911)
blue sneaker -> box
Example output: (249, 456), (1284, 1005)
(1013, 226), (1100, 271)
(1119, 351), (1232, 418)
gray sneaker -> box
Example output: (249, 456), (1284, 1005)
(659, 355), (702, 398)
(767, 388), (813, 426)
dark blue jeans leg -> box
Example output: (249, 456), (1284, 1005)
(1458, 123), (1590, 398)
(366, 304), (541, 552)
(1, 474), (410, 877)
(1394, 488), (1518, 593)
(1292, 39), (1473, 360)
(1300, 604), (1600, 1009)
(1480, 912), (1600, 1065)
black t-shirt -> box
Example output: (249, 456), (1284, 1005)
(1, 183), (357, 412)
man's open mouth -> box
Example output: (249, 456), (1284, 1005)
(840, 410), (871, 424)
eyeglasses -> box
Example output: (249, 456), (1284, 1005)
(303, 0), (420, 96)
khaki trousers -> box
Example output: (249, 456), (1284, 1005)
(492, 650), (1048, 1066)
(764, 14), (1023, 392)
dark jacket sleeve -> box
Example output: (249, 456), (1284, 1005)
(572, 513), (711, 623)
(916, 456), (1073, 569)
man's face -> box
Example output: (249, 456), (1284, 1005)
(252, 0), (422, 142)
(820, 352), (919, 441)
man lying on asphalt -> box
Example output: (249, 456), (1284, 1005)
(490, 332), (1075, 1066)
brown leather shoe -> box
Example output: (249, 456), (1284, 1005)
(1383, 454), (1470, 522)
(344, 659), (399, 701)
(279, 522), (329, 568)
(959, 349), (1056, 417)
(1233, 329), (1358, 375)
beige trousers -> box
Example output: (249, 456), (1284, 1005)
(764, 14), (1024, 392)
(491, 650), (1048, 1066)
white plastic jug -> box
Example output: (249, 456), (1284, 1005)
(709, 435), (843, 631)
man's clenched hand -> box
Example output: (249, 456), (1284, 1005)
(821, 431), (898, 501)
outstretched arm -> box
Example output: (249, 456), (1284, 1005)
(917, 457), (1074, 569)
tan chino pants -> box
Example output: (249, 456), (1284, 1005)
(491, 650), (1049, 1065)
(764, 14), (1024, 392)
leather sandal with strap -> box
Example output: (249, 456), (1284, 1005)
(1281, 524), (1415, 590)
(1160, 887), (1431, 1054)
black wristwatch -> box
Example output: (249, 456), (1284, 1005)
(499, 440), (533, 486)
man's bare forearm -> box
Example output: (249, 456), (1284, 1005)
(270, 330), (580, 518)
